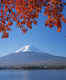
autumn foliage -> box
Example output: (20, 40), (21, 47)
(0, 0), (66, 38)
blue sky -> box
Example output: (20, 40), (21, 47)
(0, 5), (66, 57)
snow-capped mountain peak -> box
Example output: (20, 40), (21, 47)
(16, 45), (30, 53)
(16, 44), (40, 53)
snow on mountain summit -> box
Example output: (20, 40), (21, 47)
(16, 45), (30, 53)
(16, 45), (40, 53)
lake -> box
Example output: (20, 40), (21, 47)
(0, 70), (66, 80)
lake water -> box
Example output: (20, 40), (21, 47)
(0, 70), (66, 80)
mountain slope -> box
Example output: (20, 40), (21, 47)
(0, 45), (66, 67)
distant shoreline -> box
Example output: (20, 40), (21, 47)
(0, 66), (66, 70)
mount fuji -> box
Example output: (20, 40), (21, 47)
(0, 45), (66, 68)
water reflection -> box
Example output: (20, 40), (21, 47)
(0, 70), (66, 80)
